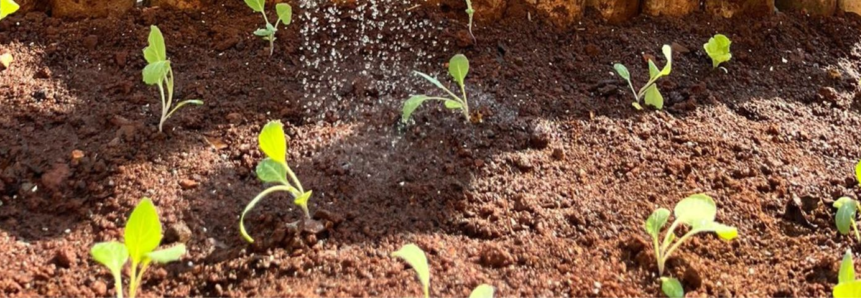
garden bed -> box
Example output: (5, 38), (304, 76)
(2, 0), (861, 296)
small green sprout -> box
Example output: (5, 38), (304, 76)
(142, 26), (203, 133)
(240, 120), (311, 243)
(645, 193), (738, 276)
(403, 54), (471, 123)
(613, 45), (673, 110)
(855, 160), (861, 187)
(0, 0), (19, 20)
(834, 197), (861, 242)
(90, 198), (186, 298)
(835, 249), (861, 298)
(660, 277), (683, 298)
(244, 0), (292, 56)
(703, 34), (732, 69)
(392, 244), (494, 298)
(465, 0), (475, 42)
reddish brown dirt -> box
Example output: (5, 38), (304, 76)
(3, 1), (861, 297)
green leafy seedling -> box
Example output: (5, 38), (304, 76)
(834, 197), (861, 242)
(403, 54), (472, 123)
(90, 198), (186, 298)
(240, 121), (311, 243)
(835, 249), (861, 298)
(613, 45), (673, 110)
(0, 0), (19, 20)
(142, 26), (203, 133)
(703, 34), (732, 69)
(644, 193), (738, 276)
(244, 0), (292, 56)
(660, 277), (684, 298)
(392, 244), (494, 298)
(465, 0), (475, 43)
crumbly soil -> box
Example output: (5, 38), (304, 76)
(2, 1), (861, 297)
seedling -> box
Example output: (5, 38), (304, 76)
(613, 45), (673, 110)
(703, 34), (732, 69)
(835, 249), (861, 298)
(834, 197), (861, 242)
(855, 159), (861, 187)
(465, 0), (475, 42)
(240, 121), (312, 243)
(0, 0), (19, 20)
(660, 277), (683, 298)
(392, 244), (494, 298)
(90, 198), (186, 298)
(142, 25), (203, 133)
(402, 54), (472, 123)
(244, 0), (292, 56)
(644, 193), (738, 276)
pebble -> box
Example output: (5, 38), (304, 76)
(164, 221), (192, 243)
(179, 179), (199, 189)
(92, 281), (107, 296)
(55, 247), (77, 268)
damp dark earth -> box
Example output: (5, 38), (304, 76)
(4, 0), (861, 296)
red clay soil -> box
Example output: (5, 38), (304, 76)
(3, 1), (861, 296)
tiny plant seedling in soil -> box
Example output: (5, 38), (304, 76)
(834, 197), (861, 242)
(240, 120), (312, 243)
(644, 193), (738, 276)
(0, 0), (19, 20)
(703, 34), (732, 69)
(660, 277), (683, 298)
(90, 198), (186, 298)
(392, 244), (494, 298)
(244, 0), (292, 56)
(835, 249), (861, 298)
(614, 45), (673, 110)
(402, 54), (473, 124)
(465, 0), (475, 42)
(142, 25), (203, 133)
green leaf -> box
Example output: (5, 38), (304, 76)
(90, 241), (129, 277)
(674, 193), (716, 229)
(253, 28), (274, 37)
(632, 102), (643, 110)
(256, 158), (287, 183)
(143, 26), (167, 64)
(276, 3), (292, 25)
(835, 280), (861, 298)
(146, 244), (186, 264)
(468, 284), (494, 298)
(643, 84), (664, 110)
(703, 34), (732, 69)
(837, 199), (858, 235)
(448, 54), (469, 88)
(240, 184), (298, 243)
(444, 100), (463, 110)
(392, 244), (431, 298)
(244, 0), (264, 12)
(660, 44), (673, 76)
(648, 60), (660, 80)
(402, 95), (433, 123)
(614, 64), (630, 81)
(294, 190), (312, 212)
(695, 221), (739, 241)
(259, 121), (287, 164)
(645, 208), (670, 240)
(0, 0), (20, 20)
(124, 198), (163, 264)
(855, 160), (861, 187)
(660, 277), (684, 298)
(414, 71), (446, 91)
(841, 249), (856, 285)
(836, 197), (856, 209)
(142, 60), (171, 85)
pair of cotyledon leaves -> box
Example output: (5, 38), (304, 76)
(644, 194), (738, 242)
(392, 244), (494, 298)
(614, 45), (673, 110)
(402, 54), (469, 122)
(704, 34), (732, 69)
(244, 0), (292, 38)
(90, 198), (186, 282)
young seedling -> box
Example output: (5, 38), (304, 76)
(660, 277), (683, 298)
(392, 244), (494, 298)
(90, 198), (186, 298)
(240, 121), (312, 243)
(835, 249), (861, 298)
(834, 197), (861, 242)
(465, 0), (475, 43)
(644, 193), (738, 276)
(244, 0), (292, 56)
(703, 34), (732, 69)
(402, 54), (472, 123)
(855, 159), (861, 187)
(0, 0), (19, 21)
(142, 26), (203, 133)
(613, 45), (673, 110)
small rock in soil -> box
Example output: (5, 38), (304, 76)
(34, 67), (51, 79)
(179, 179), (199, 189)
(314, 209), (344, 225)
(479, 244), (513, 268)
(818, 87), (851, 109)
(783, 196), (816, 228)
(41, 163), (70, 191)
(301, 218), (326, 235)
(671, 42), (690, 54)
(70, 149), (84, 165)
(529, 121), (552, 149)
(55, 247), (77, 268)
(551, 148), (565, 160)
(91, 281), (107, 297)
(511, 155), (534, 172)
(83, 35), (99, 50)
(164, 221), (192, 244)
